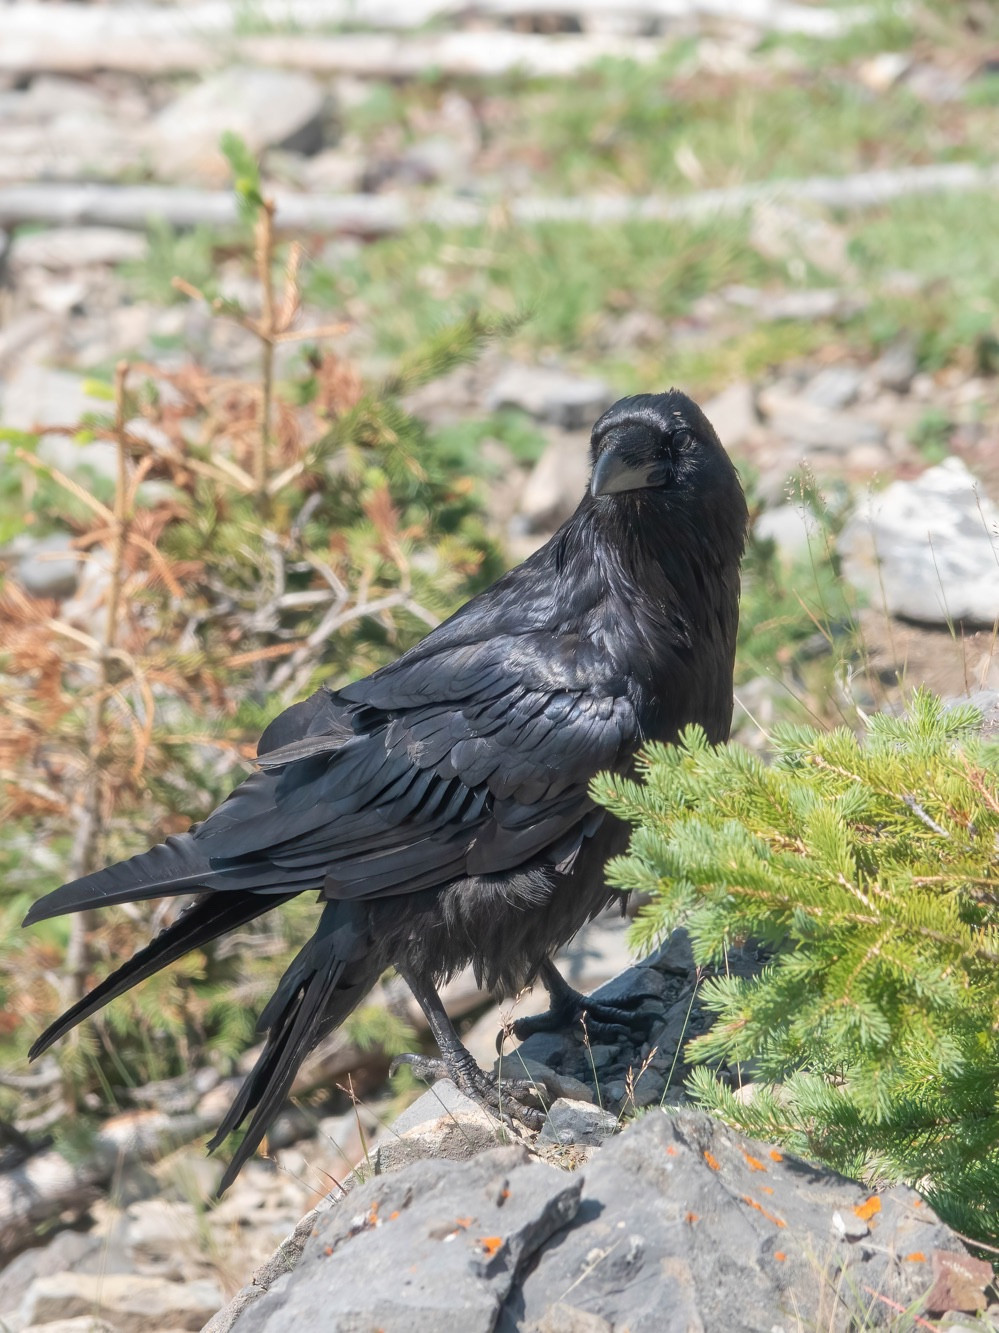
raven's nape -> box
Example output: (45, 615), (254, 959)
(27, 890), (298, 1060)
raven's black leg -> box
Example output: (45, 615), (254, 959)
(502, 958), (659, 1048)
(392, 964), (546, 1130)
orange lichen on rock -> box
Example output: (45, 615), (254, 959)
(741, 1149), (767, 1172)
(768, 1149), (783, 1162)
(741, 1194), (787, 1228)
(854, 1196), (881, 1223)
(906, 1252), (927, 1262)
(479, 1237), (503, 1258)
(774, 1251), (787, 1262)
(703, 1151), (721, 1171)
(685, 1212), (699, 1224)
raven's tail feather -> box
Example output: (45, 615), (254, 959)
(27, 890), (297, 1061)
(210, 901), (377, 1195)
(22, 834), (215, 926)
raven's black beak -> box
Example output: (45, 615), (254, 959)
(590, 448), (658, 498)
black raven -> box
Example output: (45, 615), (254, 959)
(24, 390), (747, 1191)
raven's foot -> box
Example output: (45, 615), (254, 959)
(390, 1052), (546, 1131)
(501, 984), (659, 1049)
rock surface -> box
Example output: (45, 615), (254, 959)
(217, 1107), (973, 1333)
(486, 365), (613, 431)
(148, 67), (326, 182)
(20, 1271), (222, 1332)
(839, 457), (999, 625)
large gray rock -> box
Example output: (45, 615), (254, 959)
(148, 68), (326, 183)
(227, 1145), (581, 1333)
(219, 1110), (973, 1333)
(516, 1111), (963, 1331)
(839, 457), (999, 624)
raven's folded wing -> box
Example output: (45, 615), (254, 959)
(26, 630), (640, 924)
(193, 630), (639, 900)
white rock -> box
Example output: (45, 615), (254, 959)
(148, 67), (326, 183)
(839, 458), (999, 625)
(754, 503), (824, 561)
(0, 364), (118, 482)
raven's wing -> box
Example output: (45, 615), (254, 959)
(24, 629), (638, 923)
(193, 629), (639, 900)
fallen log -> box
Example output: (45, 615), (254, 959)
(1, 163), (997, 237)
(0, 1107), (217, 1257)
(0, 0), (870, 74)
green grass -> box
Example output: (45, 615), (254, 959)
(306, 214), (779, 380)
(849, 192), (999, 369)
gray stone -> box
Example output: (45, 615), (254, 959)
(701, 380), (757, 449)
(15, 531), (80, 599)
(218, 1111), (970, 1333)
(302, 148), (365, 194)
(20, 1273), (222, 1333)
(495, 1056), (594, 1107)
(721, 285), (864, 322)
(768, 407), (885, 454)
(373, 1079), (508, 1175)
(839, 457), (999, 624)
(871, 338), (918, 393)
(0, 1233), (106, 1322)
(514, 1111), (962, 1331)
(21, 1320), (118, 1333)
(148, 68), (326, 183)
(229, 1146), (581, 1333)
(515, 431), (590, 533)
(538, 1099), (619, 1148)
(803, 364), (863, 411)
(487, 364), (613, 431)
(8, 228), (146, 271)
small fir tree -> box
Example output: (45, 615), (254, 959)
(594, 690), (999, 1246)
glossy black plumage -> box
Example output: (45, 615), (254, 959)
(24, 389), (748, 1191)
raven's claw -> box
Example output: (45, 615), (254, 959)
(390, 1052), (547, 1130)
(499, 987), (659, 1051)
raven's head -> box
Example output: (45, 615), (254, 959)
(588, 389), (747, 559)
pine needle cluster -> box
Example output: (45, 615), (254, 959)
(593, 690), (999, 1245)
